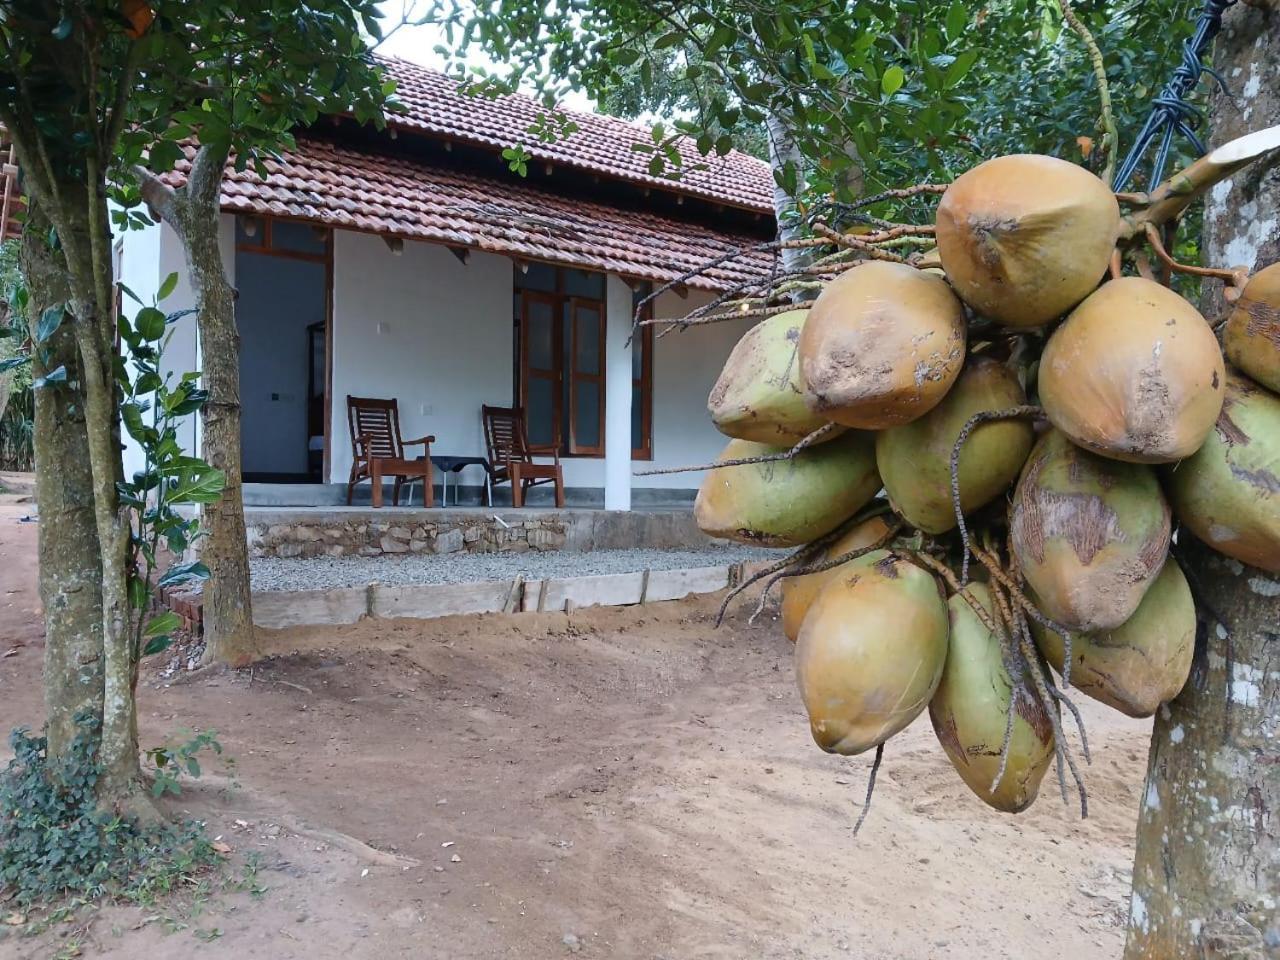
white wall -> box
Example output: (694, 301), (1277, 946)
(329, 231), (513, 485)
(116, 216), (232, 480)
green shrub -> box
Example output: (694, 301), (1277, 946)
(0, 716), (217, 910)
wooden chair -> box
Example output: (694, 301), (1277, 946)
(482, 405), (565, 508)
(347, 396), (435, 508)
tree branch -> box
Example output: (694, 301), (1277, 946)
(133, 164), (180, 226)
(1055, 0), (1117, 185)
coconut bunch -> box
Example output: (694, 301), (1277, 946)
(642, 125), (1280, 828)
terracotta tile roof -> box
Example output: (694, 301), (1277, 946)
(187, 136), (775, 291)
(379, 57), (775, 214)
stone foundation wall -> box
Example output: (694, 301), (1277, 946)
(247, 513), (570, 559)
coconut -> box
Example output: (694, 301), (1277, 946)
(1223, 262), (1280, 394)
(694, 432), (880, 547)
(1032, 558), (1195, 718)
(1039, 277), (1225, 463)
(708, 309), (839, 445)
(799, 260), (966, 429)
(876, 356), (1033, 533)
(1164, 370), (1280, 573)
(930, 584), (1055, 813)
(779, 515), (897, 642)
(796, 551), (949, 755)
(935, 154), (1120, 328)
(1009, 429), (1171, 632)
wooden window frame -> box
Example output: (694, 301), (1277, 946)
(518, 289), (564, 453)
(567, 296), (606, 457)
(631, 310), (654, 461)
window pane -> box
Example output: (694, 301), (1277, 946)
(518, 261), (557, 292)
(526, 299), (555, 370)
(574, 305), (601, 375)
(631, 391), (643, 452)
(564, 268), (605, 298)
(235, 216), (264, 246)
(271, 219), (328, 255)
(573, 380), (601, 449)
(526, 377), (556, 446)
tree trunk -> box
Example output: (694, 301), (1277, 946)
(766, 109), (811, 277)
(138, 144), (259, 667)
(20, 201), (105, 759)
(1125, 6), (1280, 957)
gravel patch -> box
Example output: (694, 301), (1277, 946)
(250, 544), (779, 593)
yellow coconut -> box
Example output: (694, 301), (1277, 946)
(1009, 429), (1171, 632)
(876, 356), (1033, 533)
(1039, 277), (1225, 463)
(694, 432), (880, 547)
(708, 309), (841, 445)
(1164, 370), (1280, 573)
(799, 260), (966, 429)
(930, 584), (1055, 812)
(796, 550), (949, 755)
(1032, 558), (1195, 718)
(1223, 262), (1280, 394)
(935, 154), (1120, 328)
(779, 515), (897, 642)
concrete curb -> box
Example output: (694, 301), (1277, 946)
(250, 560), (777, 628)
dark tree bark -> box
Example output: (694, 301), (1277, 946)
(20, 200), (104, 759)
(1125, 5), (1280, 956)
(137, 145), (259, 667)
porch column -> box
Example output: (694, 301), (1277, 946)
(604, 274), (634, 511)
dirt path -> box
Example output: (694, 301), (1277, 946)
(0, 502), (1150, 959)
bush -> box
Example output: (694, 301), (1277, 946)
(0, 716), (217, 910)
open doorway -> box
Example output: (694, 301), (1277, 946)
(234, 216), (332, 482)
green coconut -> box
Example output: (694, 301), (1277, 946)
(779, 514), (897, 642)
(1009, 429), (1171, 632)
(876, 356), (1033, 534)
(1031, 558), (1195, 718)
(694, 432), (880, 547)
(799, 260), (966, 429)
(796, 550), (949, 755)
(934, 153), (1120, 328)
(708, 309), (839, 445)
(1223, 262), (1280, 394)
(930, 583), (1055, 813)
(1164, 370), (1280, 573)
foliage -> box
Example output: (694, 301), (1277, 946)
(0, 716), (218, 910)
(418, 0), (1204, 206)
(115, 273), (224, 661)
(144, 729), (225, 798)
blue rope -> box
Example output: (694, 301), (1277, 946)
(1113, 0), (1237, 191)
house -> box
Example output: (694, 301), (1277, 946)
(114, 57), (777, 510)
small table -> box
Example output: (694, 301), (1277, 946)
(429, 455), (492, 507)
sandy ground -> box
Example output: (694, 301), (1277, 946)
(0, 501), (1152, 959)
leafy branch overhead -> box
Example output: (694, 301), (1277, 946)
(418, 0), (1202, 203)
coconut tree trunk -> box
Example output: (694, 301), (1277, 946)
(137, 144), (259, 667)
(766, 108), (811, 276)
(1124, 5), (1280, 956)
(20, 200), (105, 759)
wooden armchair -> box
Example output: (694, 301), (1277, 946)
(482, 405), (565, 508)
(347, 396), (435, 508)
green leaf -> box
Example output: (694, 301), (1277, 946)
(653, 31), (683, 50)
(159, 561), (211, 588)
(158, 273), (179, 301)
(945, 1), (969, 40)
(36, 305), (65, 343)
(0, 356), (29, 373)
(144, 611), (183, 638)
(881, 66), (905, 96)
(32, 366), (67, 389)
(143, 636), (173, 657)
(136, 307), (166, 341)
(51, 16), (73, 40)
(117, 282), (144, 306)
(944, 50), (979, 88)
(170, 467), (226, 504)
